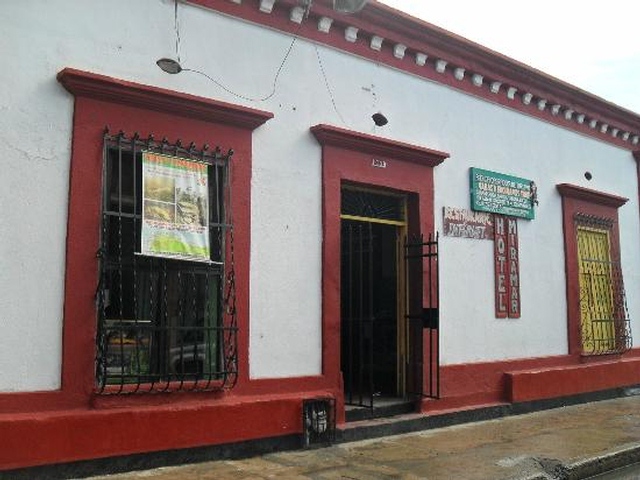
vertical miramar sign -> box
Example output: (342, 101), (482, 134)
(470, 167), (535, 220)
(141, 152), (210, 262)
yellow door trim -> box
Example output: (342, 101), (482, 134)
(340, 214), (406, 227)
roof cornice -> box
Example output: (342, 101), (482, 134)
(190, 0), (640, 149)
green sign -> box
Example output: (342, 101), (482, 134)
(470, 168), (535, 219)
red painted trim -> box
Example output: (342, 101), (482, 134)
(309, 124), (449, 166)
(4, 352), (639, 471)
(0, 391), (327, 471)
(557, 183), (627, 355)
(420, 349), (640, 413)
(0, 391), (82, 415)
(556, 183), (629, 208)
(57, 68), (274, 129)
(191, 0), (640, 149)
(423, 355), (572, 412)
(312, 123), (447, 419)
(506, 357), (640, 402)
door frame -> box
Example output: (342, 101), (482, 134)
(311, 124), (448, 421)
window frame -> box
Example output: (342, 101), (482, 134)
(51, 68), (272, 403)
(557, 183), (631, 357)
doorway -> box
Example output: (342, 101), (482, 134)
(340, 187), (409, 415)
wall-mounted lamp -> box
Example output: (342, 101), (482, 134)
(156, 58), (183, 74)
(372, 112), (388, 126)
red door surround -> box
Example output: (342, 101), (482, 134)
(311, 124), (448, 419)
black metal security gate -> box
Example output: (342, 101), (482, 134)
(405, 233), (440, 399)
(340, 188), (440, 413)
(341, 225), (440, 407)
(341, 221), (375, 409)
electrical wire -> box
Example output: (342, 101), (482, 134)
(174, 0), (182, 64)
(173, 0), (303, 103)
(314, 44), (348, 126)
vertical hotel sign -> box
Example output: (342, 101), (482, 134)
(494, 215), (520, 318)
(141, 152), (210, 262)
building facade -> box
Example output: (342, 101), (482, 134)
(2, 0), (640, 473)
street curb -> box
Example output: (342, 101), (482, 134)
(563, 445), (640, 479)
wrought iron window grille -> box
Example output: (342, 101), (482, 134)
(95, 128), (238, 394)
(574, 213), (632, 356)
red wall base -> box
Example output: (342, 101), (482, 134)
(422, 349), (640, 413)
(506, 357), (640, 402)
(3, 352), (640, 471)
(0, 390), (332, 471)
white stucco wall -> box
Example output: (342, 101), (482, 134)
(2, 1), (639, 390)
(0, 0), (208, 392)
(433, 100), (640, 364)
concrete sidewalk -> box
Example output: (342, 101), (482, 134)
(80, 394), (640, 480)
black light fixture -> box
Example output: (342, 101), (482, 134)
(156, 58), (183, 74)
(372, 112), (388, 126)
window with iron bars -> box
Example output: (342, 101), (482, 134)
(575, 213), (632, 356)
(96, 129), (238, 394)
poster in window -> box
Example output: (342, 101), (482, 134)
(141, 152), (210, 262)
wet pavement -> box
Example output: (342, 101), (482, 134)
(82, 395), (640, 480)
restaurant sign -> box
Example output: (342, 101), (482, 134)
(470, 167), (535, 220)
(443, 207), (494, 240)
